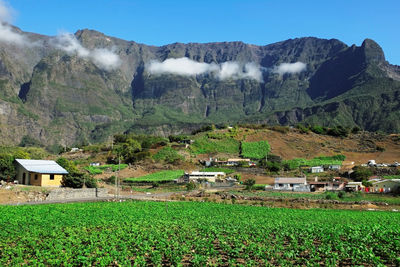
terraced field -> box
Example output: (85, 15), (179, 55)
(0, 201), (399, 266)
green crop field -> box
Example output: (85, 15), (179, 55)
(85, 164), (128, 175)
(190, 136), (240, 155)
(124, 170), (184, 183)
(0, 201), (399, 266)
(283, 155), (345, 169)
(240, 141), (270, 159)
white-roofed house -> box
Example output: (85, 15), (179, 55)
(186, 171), (226, 183)
(15, 159), (68, 187)
(274, 177), (309, 192)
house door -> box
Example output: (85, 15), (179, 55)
(22, 173), (26, 184)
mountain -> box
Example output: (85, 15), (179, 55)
(0, 25), (399, 147)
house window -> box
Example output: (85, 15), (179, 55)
(290, 184), (294, 187)
(35, 174), (38, 180)
(50, 174), (54, 180)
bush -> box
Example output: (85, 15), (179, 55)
(186, 182), (197, 191)
(311, 125), (325, 135)
(296, 124), (310, 134)
(84, 176), (98, 188)
(243, 179), (256, 190)
(153, 147), (183, 164)
(266, 161), (281, 172)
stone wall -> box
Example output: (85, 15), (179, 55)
(47, 188), (110, 201)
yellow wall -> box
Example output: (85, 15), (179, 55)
(41, 174), (63, 187)
(29, 173), (42, 186)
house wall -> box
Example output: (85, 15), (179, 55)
(41, 174), (63, 187)
(30, 173), (42, 186)
(16, 165), (29, 184)
(373, 181), (400, 193)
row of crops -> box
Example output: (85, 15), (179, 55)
(0, 201), (399, 266)
(124, 170), (184, 183)
(283, 155), (346, 169)
(84, 164), (128, 174)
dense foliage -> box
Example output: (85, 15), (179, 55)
(240, 141), (270, 159)
(190, 136), (240, 155)
(0, 201), (399, 266)
(85, 164), (128, 175)
(124, 170), (184, 183)
(56, 158), (96, 188)
(153, 147), (183, 164)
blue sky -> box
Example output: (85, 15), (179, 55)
(10, 0), (400, 64)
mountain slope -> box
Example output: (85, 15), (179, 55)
(0, 26), (399, 146)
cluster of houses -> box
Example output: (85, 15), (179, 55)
(269, 177), (345, 192)
(269, 177), (400, 193)
(201, 158), (257, 167)
(7, 158), (400, 194)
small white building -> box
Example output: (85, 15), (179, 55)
(274, 177), (309, 192)
(328, 164), (341, 171)
(310, 166), (324, 173)
(345, 182), (364, 192)
(186, 171), (226, 183)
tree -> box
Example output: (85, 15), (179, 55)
(0, 154), (16, 181)
(57, 157), (85, 188)
(243, 178), (256, 190)
(350, 166), (373, 182)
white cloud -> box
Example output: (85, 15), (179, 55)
(0, 1), (32, 46)
(147, 57), (218, 76)
(0, 0), (14, 23)
(146, 57), (263, 82)
(53, 33), (121, 71)
(91, 48), (121, 71)
(274, 62), (306, 75)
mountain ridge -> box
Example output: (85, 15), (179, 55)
(0, 25), (399, 147)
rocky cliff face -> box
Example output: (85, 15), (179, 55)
(0, 26), (399, 146)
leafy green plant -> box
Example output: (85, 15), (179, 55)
(240, 141), (270, 159)
(124, 170), (184, 183)
(1, 202), (399, 266)
(153, 147), (183, 164)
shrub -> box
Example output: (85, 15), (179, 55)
(153, 147), (183, 164)
(311, 125), (325, 135)
(186, 182), (197, 191)
(296, 124), (310, 134)
(243, 179), (256, 190)
(84, 176), (98, 188)
(338, 191), (345, 199)
(266, 161), (281, 172)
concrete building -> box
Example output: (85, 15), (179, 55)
(274, 177), (309, 192)
(310, 166), (324, 173)
(186, 171), (226, 183)
(372, 179), (400, 193)
(15, 159), (68, 187)
(345, 182), (364, 192)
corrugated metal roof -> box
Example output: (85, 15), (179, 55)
(275, 177), (306, 184)
(15, 159), (68, 174)
(190, 171), (225, 175)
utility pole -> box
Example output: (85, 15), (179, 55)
(116, 155), (120, 200)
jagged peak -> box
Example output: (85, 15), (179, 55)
(361, 38), (386, 63)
